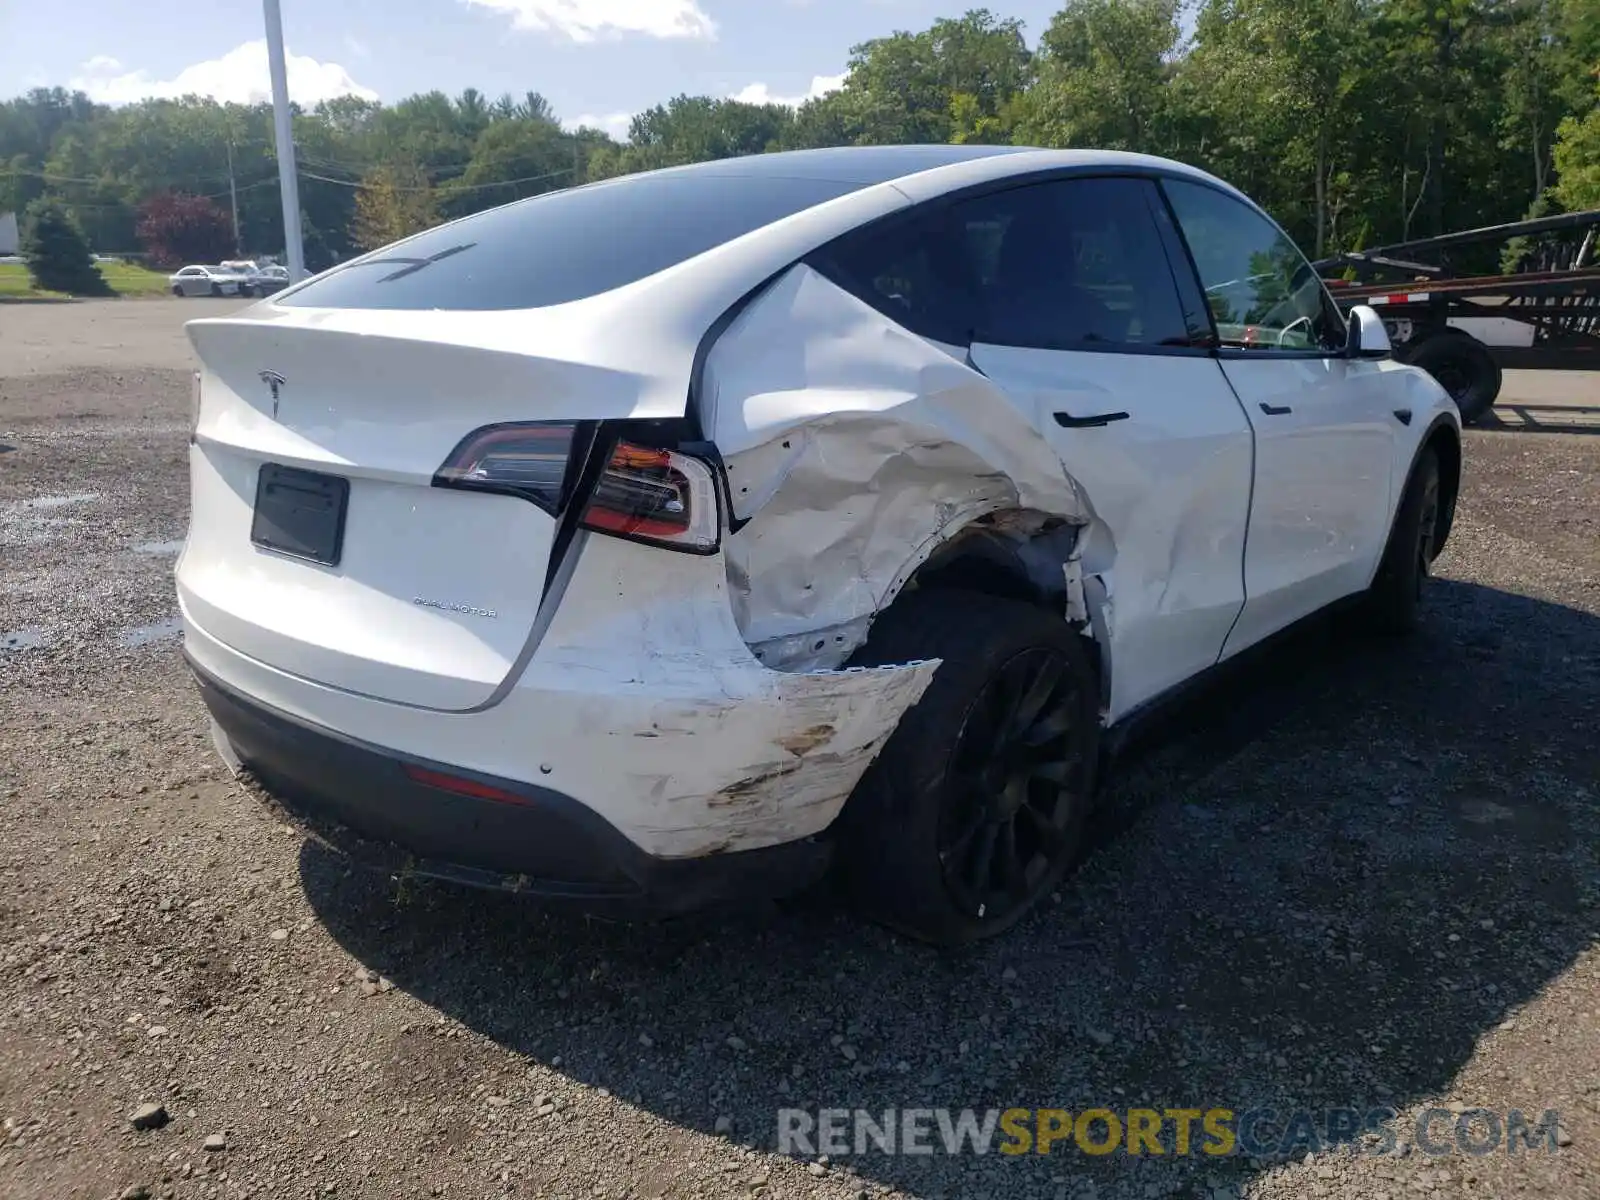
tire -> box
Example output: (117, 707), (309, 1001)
(838, 589), (1100, 946)
(171, 285), (184, 297)
(1405, 332), (1501, 425)
(1362, 444), (1442, 635)
(210, 282), (223, 297)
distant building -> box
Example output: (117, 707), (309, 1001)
(0, 212), (17, 255)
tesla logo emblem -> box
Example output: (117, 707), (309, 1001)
(259, 370), (286, 419)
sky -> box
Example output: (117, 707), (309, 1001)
(0, 0), (1087, 141)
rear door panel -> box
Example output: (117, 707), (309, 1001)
(935, 175), (1253, 719)
(969, 344), (1253, 718)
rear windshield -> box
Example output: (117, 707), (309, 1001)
(277, 172), (867, 311)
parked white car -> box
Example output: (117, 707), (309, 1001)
(170, 264), (251, 297)
(179, 146), (1461, 944)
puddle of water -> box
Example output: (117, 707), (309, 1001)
(16, 492), (98, 511)
(1, 628), (48, 652)
(133, 539), (185, 557)
(119, 617), (183, 649)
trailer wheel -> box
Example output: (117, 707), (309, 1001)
(1403, 331), (1501, 425)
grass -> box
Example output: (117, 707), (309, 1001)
(0, 261), (174, 300)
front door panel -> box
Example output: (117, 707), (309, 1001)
(1217, 356), (1395, 655)
(1159, 177), (1398, 659)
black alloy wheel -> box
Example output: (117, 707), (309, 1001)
(840, 589), (1100, 945)
(939, 646), (1086, 924)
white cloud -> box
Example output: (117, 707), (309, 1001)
(70, 41), (377, 107)
(563, 111), (635, 139)
(729, 72), (845, 108)
(462, 0), (715, 42)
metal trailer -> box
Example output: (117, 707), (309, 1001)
(1315, 208), (1600, 425)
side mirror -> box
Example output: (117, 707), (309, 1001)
(1345, 304), (1391, 359)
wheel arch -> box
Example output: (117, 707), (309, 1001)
(896, 510), (1112, 715)
(1383, 413), (1460, 571)
(1426, 418), (1462, 554)
(1414, 416), (1465, 556)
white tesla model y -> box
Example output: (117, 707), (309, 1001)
(179, 146), (1461, 944)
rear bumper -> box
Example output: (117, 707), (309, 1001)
(178, 530), (939, 860)
(191, 655), (832, 914)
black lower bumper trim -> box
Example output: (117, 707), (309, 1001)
(187, 654), (830, 916)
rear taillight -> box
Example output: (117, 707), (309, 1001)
(434, 422), (579, 515)
(580, 440), (720, 553)
(435, 423), (721, 553)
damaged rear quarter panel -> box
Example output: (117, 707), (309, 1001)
(524, 533), (939, 858)
(703, 264), (1091, 670)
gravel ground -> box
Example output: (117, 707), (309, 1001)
(1, 298), (1597, 1200)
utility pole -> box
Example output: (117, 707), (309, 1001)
(263, 0), (307, 281)
(226, 140), (241, 256)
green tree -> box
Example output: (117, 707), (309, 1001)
(449, 117), (575, 207)
(628, 95), (793, 166)
(792, 9), (1032, 147)
(1553, 74), (1600, 209)
(4, 4), (1599, 269)
(351, 161), (441, 251)
(1182, 0), (1369, 255)
(1499, 0), (1574, 203)
(1012, 0), (1181, 154)
(20, 196), (111, 295)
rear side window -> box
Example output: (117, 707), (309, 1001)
(813, 176), (1196, 352)
(277, 173), (866, 311)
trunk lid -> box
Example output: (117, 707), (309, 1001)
(179, 311), (688, 712)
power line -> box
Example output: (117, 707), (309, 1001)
(3, 160), (578, 200)
(0, 166), (106, 185)
(298, 165), (577, 193)
(0, 165), (281, 197)
(294, 152), (489, 183)
(198, 177), (279, 201)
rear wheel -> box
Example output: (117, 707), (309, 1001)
(1362, 445), (1442, 634)
(171, 285), (183, 297)
(839, 589), (1100, 946)
(1404, 331), (1501, 425)
(209, 281), (223, 297)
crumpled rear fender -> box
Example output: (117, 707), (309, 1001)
(701, 263), (1093, 671)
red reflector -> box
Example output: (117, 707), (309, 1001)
(403, 764), (532, 807)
